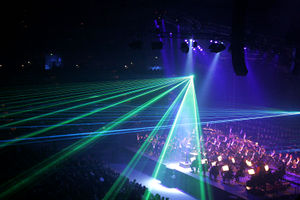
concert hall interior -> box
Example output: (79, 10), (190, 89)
(1, 0), (300, 200)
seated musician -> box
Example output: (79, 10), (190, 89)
(190, 157), (199, 173)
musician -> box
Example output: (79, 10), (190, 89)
(190, 157), (200, 173)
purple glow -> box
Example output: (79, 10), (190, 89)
(197, 46), (201, 49)
(214, 41), (218, 44)
(184, 39), (188, 43)
(244, 47), (247, 50)
(162, 19), (166, 32)
(210, 40), (213, 43)
(193, 48), (196, 51)
(169, 32), (172, 37)
(200, 48), (203, 51)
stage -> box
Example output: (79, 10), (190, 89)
(119, 147), (300, 200)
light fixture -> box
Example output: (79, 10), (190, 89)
(248, 169), (255, 175)
(264, 165), (269, 172)
(246, 160), (252, 167)
(222, 165), (229, 171)
(208, 40), (226, 53)
(218, 155), (222, 162)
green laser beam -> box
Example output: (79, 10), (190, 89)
(0, 78), (180, 118)
(191, 78), (210, 200)
(143, 80), (192, 200)
(103, 80), (190, 200)
(0, 78), (183, 102)
(0, 78), (182, 129)
(0, 78), (176, 110)
(0, 79), (187, 199)
(0, 79), (185, 148)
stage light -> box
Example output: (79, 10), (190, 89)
(246, 186), (251, 190)
(208, 41), (226, 53)
(222, 165), (229, 172)
(248, 169), (255, 175)
(231, 158), (235, 163)
(218, 155), (222, 162)
(189, 74), (194, 79)
(246, 160), (252, 167)
(201, 159), (208, 164)
(211, 161), (217, 166)
(264, 165), (269, 172)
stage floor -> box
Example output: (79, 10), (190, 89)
(109, 163), (197, 200)
(122, 147), (300, 199)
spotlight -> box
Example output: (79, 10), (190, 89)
(231, 158), (235, 164)
(222, 165), (229, 172)
(208, 41), (226, 53)
(264, 165), (269, 172)
(246, 160), (252, 167)
(248, 169), (255, 175)
(217, 155), (222, 162)
(201, 159), (208, 164)
(180, 42), (189, 53)
(211, 161), (217, 166)
(246, 186), (252, 190)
